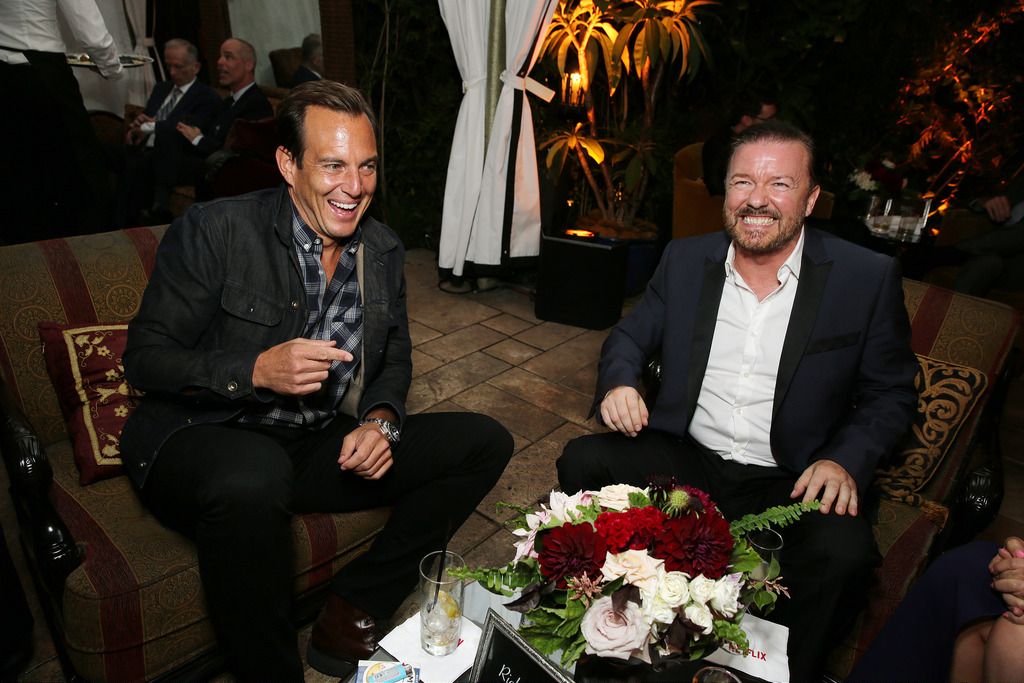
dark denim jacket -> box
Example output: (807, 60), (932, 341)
(121, 186), (410, 489)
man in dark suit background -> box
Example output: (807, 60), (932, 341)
(114, 39), (219, 226)
(141, 37), (273, 223)
(292, 33), (323, 87)
(558, 120), (918, 680)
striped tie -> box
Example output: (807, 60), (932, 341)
(155, 86), (182, 121)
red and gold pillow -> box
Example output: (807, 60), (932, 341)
(39, 322), (142, 484)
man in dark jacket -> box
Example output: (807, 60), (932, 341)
(292, 33), (323, 86)
(559, 121), (918, 680)
(122, 80), (512, 680)
(141, 37), (274, 223)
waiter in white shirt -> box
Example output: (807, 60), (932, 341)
(0, 0), (122, 242)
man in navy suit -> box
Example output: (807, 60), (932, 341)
(114, 38), (219, 227)
(558, 120), (918, 680)
(125, 39), (219, 147)
(141, 37), (273, 223)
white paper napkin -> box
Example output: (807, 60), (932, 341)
(379, 614), (481, 683)
(705, 613), (790, 682)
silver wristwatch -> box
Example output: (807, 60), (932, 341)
(360, 417), (400, 444)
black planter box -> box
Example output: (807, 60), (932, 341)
(534, 234), (628, 330)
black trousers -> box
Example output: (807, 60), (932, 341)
(141, 411), (512, 681)
(558, 429), (880, 682)
(0, 52), (112, 243)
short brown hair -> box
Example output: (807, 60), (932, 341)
(729, 119), (817, 186)
(276, 81), (378, 167)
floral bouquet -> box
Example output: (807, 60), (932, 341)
(455, 482), (818, 670)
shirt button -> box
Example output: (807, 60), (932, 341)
(291, 300), (301, 310)
(227, 381), (239, 392)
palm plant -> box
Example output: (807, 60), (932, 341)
(539, 0), (717, 230)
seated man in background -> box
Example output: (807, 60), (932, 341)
(113, 39), (219, 227)
(292, 33), (323, 86)
(558, 120), (918, 680)
(121, 80), (513, 680)
(952, 176), (1024, 295)
(141, 37), (273, 223)
(701, 93), (777, 196)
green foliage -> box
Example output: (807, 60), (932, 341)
(713, 619), (749, 654)
(627, 490), (652, 508)
(728, 501), (819, 537)
(451, 560), (543, 597)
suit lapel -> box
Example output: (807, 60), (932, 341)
(686, 250), (727, 420)
(773, 229), (832, 414)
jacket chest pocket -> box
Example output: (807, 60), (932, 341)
(221, 282), (285, 327)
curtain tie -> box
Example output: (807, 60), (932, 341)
(499, 70), (555, 102)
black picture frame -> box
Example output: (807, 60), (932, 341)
(469, 609), (574, 683)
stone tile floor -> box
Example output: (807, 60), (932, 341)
(4, 247), (1024, 682)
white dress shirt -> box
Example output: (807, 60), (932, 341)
(0, 0), (122, 79)
(688, 229), (805, 467)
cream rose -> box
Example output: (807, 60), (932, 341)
(657, 571), (691, 608)
(684, 602), (714, 635)
(687, 574), (716, 605)
(601, 550), (664, 594)
(595, 484), (647, 511)
(710, 573), (743, 618)
(581, 596), (649, 661)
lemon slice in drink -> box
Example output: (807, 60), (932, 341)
(435, 590), (460, 619)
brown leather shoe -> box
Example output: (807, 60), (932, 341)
(307, 594), (385, 677)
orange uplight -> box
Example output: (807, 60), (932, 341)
(565, 229), (595, 238)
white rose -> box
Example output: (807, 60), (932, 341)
(641, 591), (676, 627)
(602, 550), (664, 594)
(595, 484), (647, 511)
(684, 602), (714, 635)
(710, 573), (743, 618)
(657, 571), (690, 608)
(581, 596), (649, 661)
(688, 575), (716, 605)
(547, 490), (590, 523)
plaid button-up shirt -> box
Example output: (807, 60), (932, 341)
(240, 206), (363, 428)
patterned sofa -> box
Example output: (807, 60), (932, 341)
(825, 280), (1020, 676)
(0, 227), (389, 681)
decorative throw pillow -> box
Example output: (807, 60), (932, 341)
(38, 322), (142, 485)
(873, 354), (987, 507)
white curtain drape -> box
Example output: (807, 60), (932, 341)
(438, 0), (557, 277)
(437, 0), (490, 277)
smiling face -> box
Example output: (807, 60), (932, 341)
(276, 106), (377, 245)
(216, 39), (253, 91)
(723, 139), (819, 257)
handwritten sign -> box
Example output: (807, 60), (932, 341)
(469, 609), (573, 683)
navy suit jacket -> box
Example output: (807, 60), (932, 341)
(143, 79), (220, 142)
(194, 84), (274, 158)
(291, 64), (321, 86)
(596, 228), (918, 492)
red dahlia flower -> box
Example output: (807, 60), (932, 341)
(537, 522), (607, 587)
(653, 509), (733, 579)
(594, 505), (667, 554)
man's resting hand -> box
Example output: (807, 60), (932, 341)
(600, 386), (649, 437)
(338, 409), (396, 480)
(252, 338), (353, 396)
(790, 459), (858, 516)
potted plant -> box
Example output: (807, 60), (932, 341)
(538, 0), (718, 239)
